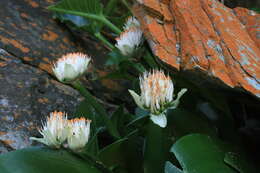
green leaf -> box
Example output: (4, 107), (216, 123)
(111, 105), (125, 135)
(53, 13), (91, 29)
(143, 50), (158, 68)
(224, 152), (256, 173)
(171, 134), (236, 173)
(98, 138), (128, 169)
(49, 0), (102, 16)
(48, 0), (121, 34)
(75, 99), (104, 155)
(165, 161), (183, 173)
(144, 121), (168, 173)
(250, 8), (260, 13)
(84, 127), (105, 158)
(0, 147), (102, 173)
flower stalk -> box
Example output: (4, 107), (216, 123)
(72, 80), (120, 139)
(95, 32), (115, 50)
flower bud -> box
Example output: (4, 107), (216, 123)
(115, 29), (143, 56)
(67, 118), (91, 152)
(123, 16), (141, 30)
(52, 52), (91, 83)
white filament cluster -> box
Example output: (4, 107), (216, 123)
(68, 118), (91, 151)
(30, 111), (68, 148)
(139, 70), (174, 114)
(30, 111), (91, 152)
(129, 70), (187, 128)
(123, 16), (141, 30)
(115, 16), (143, 56)
(53, 52), (91, 83)
(115, 29), (143, 56)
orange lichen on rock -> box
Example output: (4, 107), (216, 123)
(233, 7), (260, 48)
(38, 98), (49, 104)
(42, 30), (58, 41)
(0, 37), (30, 53)
(39, 62), (52, 74)
(0, 62), (7, 67)
(25, 0), (39, 8)
(133, 0), (260, 97)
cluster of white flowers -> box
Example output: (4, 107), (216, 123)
(30, 111), (91, 152)
(129, 70), (187, 128)
(52, 52), (91, 83)
(115, 16), (143, 56)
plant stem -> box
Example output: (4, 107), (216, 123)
(72, 80), (120, 139)
(95, 32), (115, 50)
(100, 16), (121, 34)
(48, 7), (121, 34)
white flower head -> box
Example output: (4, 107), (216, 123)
(30, 111), (68, 148)
(67, 117), (91, 152)
(52, 52), (91, 83)
(129, 70), (187, 128)
(115, 28), (143, 56)
(123, 16), (141, 30)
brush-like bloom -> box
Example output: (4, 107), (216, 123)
(123, 16), (141, 30)
(67, 118), (91, 152)
(30, 111), (68, 148)
(115, 28), (143, 56)
(129, 70), (187, 128)
(52, 52), (91, 83)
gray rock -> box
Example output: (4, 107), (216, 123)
(0, 51), (82, 153)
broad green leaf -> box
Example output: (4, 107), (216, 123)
(224, 152), (256, 173)
(48, 0), (121, 34)
(111, 105), (125, 135)
(144, 121), (168, 173)
(49, 0), (102, 17)
(74, 99), (103, 155)
(165, 161), (183, 173)
(250, 8), (260, 13)
(84, 127), (105, 157)
(0, 147), (102, 173)
(171, 134), (236, 173)
(98, 138), (128, 169)
(53, 13), (90, 27)
(142, 50), (158, 68)
(98, 132), (143, 173)
(53, 13), (95, 33)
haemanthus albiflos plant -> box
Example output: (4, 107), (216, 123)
(129, 70), (187, 128)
